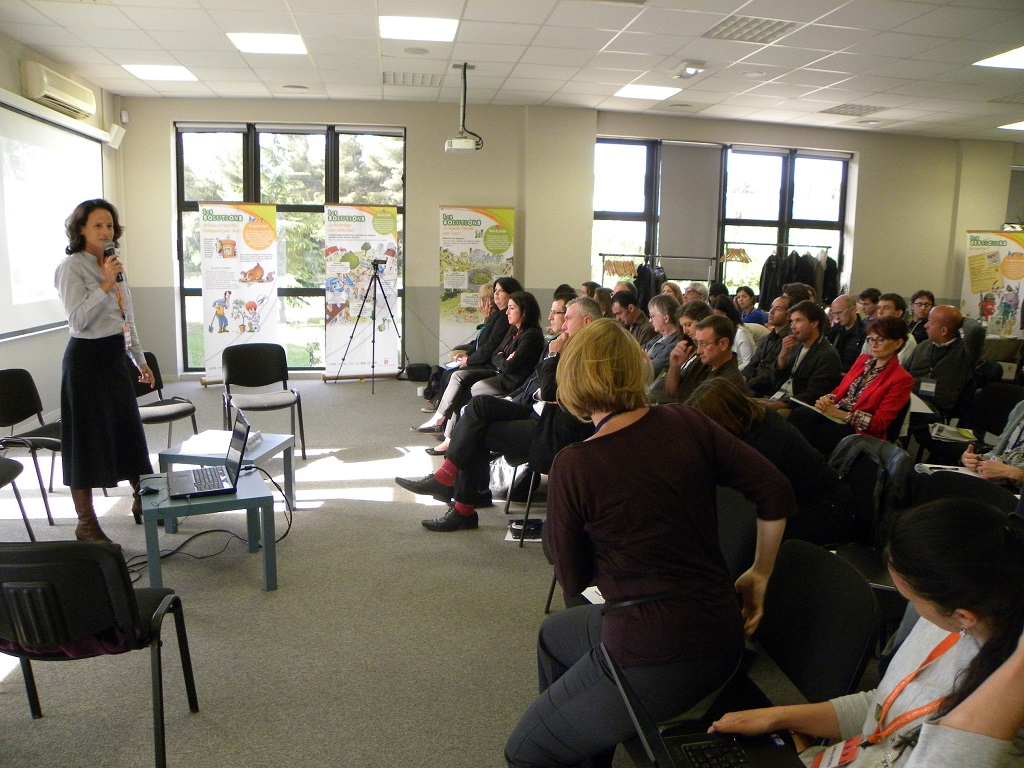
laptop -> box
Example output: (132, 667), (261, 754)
(600, 643), (805, 768)
(167, 412), (250, 499)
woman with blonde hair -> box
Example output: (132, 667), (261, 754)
(505, 319), (796, 768)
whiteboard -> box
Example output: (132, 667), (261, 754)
(0, 103), (103, 339)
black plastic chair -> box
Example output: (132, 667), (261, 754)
(0, 541), (199, 768)
(622, 540), (878, 764)
(222, 343), (306, 459)
(0, 369), (61, 526)
(135, 352), (198, 449)
(915, 469), (1019, 514)
(0, 456), (34, 541)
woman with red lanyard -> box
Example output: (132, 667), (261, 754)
(708, 498), (1024, 767)
(56, 199), (154, 546)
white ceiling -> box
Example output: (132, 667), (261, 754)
(2, 0), (1024, 141)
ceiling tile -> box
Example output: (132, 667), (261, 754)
(148, 30), (237, 53)
(3, 22), (87, 47)
(294, 14), (378, 39)
(510, 62), (579, 80)
(605, 32), (693, 56)
(588, 51), (665, 71)
(696, 103), (761, 118)
(519, 46), (593, 66)
(742, 45), (834, 68)
(74, 28), (163, 50)
(546, 1), (643, 29)
(774, 24), (878, 51)
(748, 81), (818, 98)
(31, 2), (138, 29)
(627, 8), (727, 37)
(457, 21), (540, 46)
(819, 0), (940, 31)
(739, 0), (854, 24)
(209, 81), (274, 96)
(118, 6), (217, 31)
(770, 68), (851, 87)
(205, 10), (299, 33)
(173, 50), (250, 68)
(891, 5), (1014, 36)
(846, 31), (948, 57)
(464, 0), (556, 24)
(532, 26), (617, 50)
(450, 42), (526, 63)
(377, 0), (465, 17)
(0, 0), (52, 25)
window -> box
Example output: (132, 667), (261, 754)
(591, 139), (657, 281)
(720, 147), (848, 294)
(176, 124), (405, 370)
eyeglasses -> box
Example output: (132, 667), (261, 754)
(695, 340), (719, 348)
(865, 336), (890, 346)
(912, 301), (933, 308)
(550, 310), (566, 315)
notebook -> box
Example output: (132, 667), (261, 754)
(167, 412), (250, 499)
(600, 643), (805, 768)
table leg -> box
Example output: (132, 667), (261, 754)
(155, 461), (179, 531)
(283, 446), (295, 509)
(145, 518), (163, 588)
(260, 500), (277, 591)
(246, 506), (260, 553)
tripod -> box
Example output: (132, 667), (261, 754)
(330, 259), (404, 393)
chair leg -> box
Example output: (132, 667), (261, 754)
(170, 599), (200, 713)
(503, 465), (519, 516)
(12, 480), (35, 542)
(150, 639), (167, 768)
(189, 413), (199, 436)
(47, 450), (57, 494)
(294, 395), (307, 460)
(19, 658), (42, 718)
(27, 450), (55, 527)
(544, 573), (557, 614)
(166, 423), (173, 450)
(519, 468), (537, 548)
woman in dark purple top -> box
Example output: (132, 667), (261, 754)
(505, 319), (795, 768)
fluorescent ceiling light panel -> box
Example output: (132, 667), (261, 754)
(998, 121), (1024, 131)
(615, 84), (682, 100)
(122, 65), (197, 81)
(379, 16), (458, 42)
(227, 33), (307, 55)
(974, 45), (1024, 69)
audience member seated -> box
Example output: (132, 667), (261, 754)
(683, 282), (709, 304)
(904, 305), (985, 419)
(466, 291), (545, 396)
(644, 293), (680, 379)
(416, 276), (520, 432)
(613, 280), (637, 297)
(862, 293), (916, 365)
(742, 295), (792, 398)
(960, 397), (1024, 490)
(827, 293), (865, 372)
(782, 282), (813, 305)
(908, 290), (934, 344)
(708, 280), (730, 303)
(766, 300), (842, 412)
(735, 285), (768, 325)
(504, 318), (795, 768)
(650, 300), (712, 403)
(709, 499), (1024, 768)
(790, 317), (914, 458)
(594, 287), (613, 318)
(610, 290), (656, 346)
(578, 280), (601, 298)
(687, 378), (848, 544)
(857, 287), (881, 320)
(666, 314), (749, 402)
(660, 280), (684, 303)
(396, 297), (601, 532)
(712, 295), (755, 369)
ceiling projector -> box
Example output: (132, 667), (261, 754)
(445, 134), (482, 152)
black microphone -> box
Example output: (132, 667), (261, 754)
(103, 240), (123, 282)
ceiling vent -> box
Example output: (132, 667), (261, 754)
(20, 60), (96, 119)
(382, 72), (444, 87)
(819, 103), (887, 117)
(701, 16), (797, 45)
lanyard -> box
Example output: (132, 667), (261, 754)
(114, 284), (127, 323)
(864, 632), (959, 745)
(593, 409), (627, 434)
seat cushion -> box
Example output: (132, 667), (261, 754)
(229, 391), (297, 410)
(139, 401), (196, 424)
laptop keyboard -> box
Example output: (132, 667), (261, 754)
(193, 466), (226, 491)
(679, 739), (751, 768)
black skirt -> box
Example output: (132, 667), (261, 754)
(60, 334), (153, 489)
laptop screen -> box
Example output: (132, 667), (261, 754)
(224, 412), (250, 485)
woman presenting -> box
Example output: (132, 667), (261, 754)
(55, 199), (154, 545)
(504, 319), (795, 768)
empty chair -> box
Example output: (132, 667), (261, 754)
(222, 343), (306, 459)
(0, 368), (61, 526)
(135, 351), (198, 448)
(0, 456), (34, 541)
(0, 540), (199, 768)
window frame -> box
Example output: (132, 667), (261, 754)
(175, 122), (406, 372)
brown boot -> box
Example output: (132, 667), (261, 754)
(71, 488), (119, 547)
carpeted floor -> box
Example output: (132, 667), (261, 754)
(0, 375), (573, 768)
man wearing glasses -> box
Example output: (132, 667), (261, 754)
(827, 294), (865, 372)
(908, 290), (935, 344)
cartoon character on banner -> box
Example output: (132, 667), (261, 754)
(245, 295), (267, 333)
(209, 290), (231, 333)
(997, 284), (1019, 335)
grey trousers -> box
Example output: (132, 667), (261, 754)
(504, 604), (738, 768)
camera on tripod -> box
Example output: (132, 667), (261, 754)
(371, 258), (386, 268)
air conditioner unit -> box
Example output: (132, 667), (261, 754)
(20, 61), (97, 120)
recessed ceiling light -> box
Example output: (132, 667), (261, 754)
(282, 84), (309, 90)
(858, 119), (882, 126)
(122, 64), (196, 81)
(998, 121), (1024, 131)
(379, 16), (458, 42)
(742, 70), (767, 79)
(615, 84), (682, 100)
(974, 45), (1024, 69)
(227, 33), (307, 55)
(404, 47), (430, 55)
(665, 103), (693, 109)
(671, 60), (706, 79)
